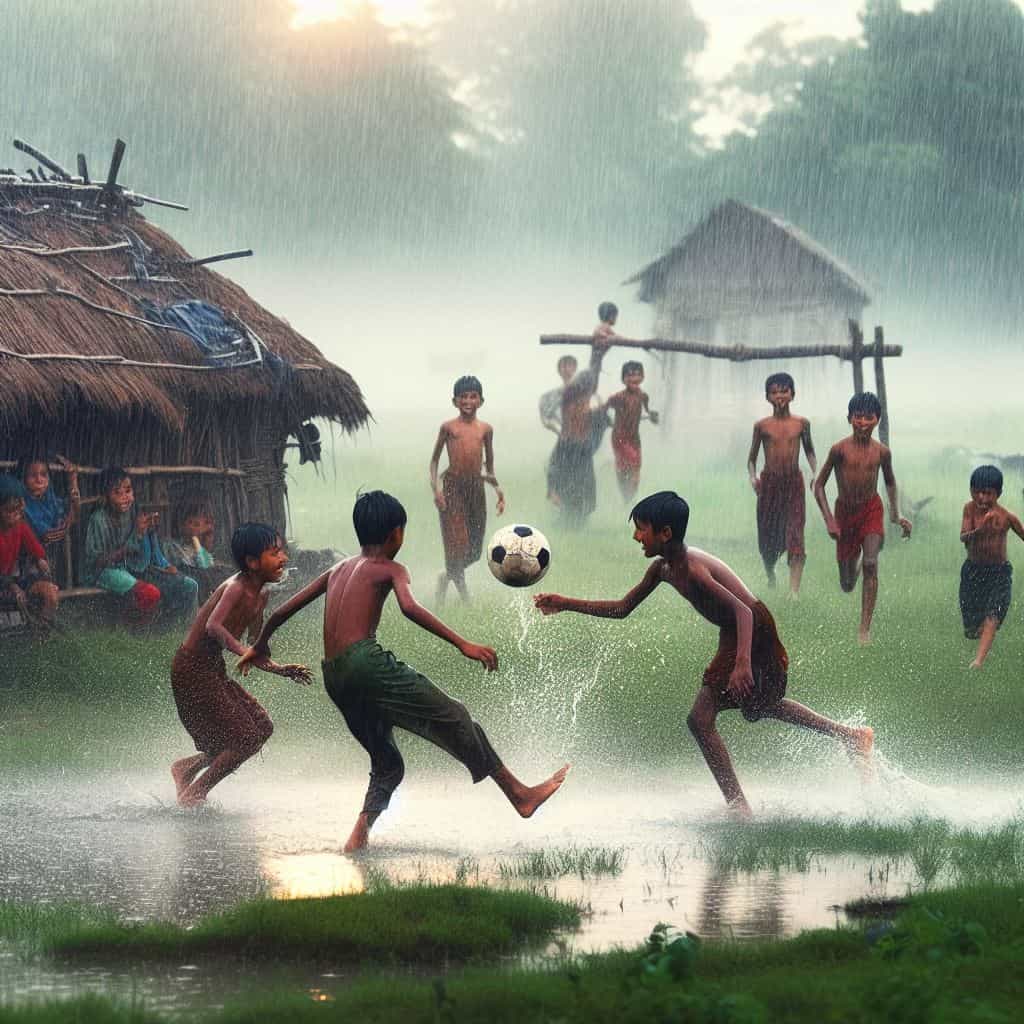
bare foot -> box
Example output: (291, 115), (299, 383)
(513, 764), (571, 818)
(858, 629), (872, 646)
(969, 659), (983, 670)
(171, 757), (206, 799)
(727, 796), (753, 820)
(845, 727), (875, 782)
(177, 788), (207, 809)
(787, 590), (800, 602)
(343, 816), (371, 853)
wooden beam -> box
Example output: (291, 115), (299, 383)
(540, 334), (902, 362)
(848, 320), (865, 393)
(873, 326), (891, 446)
(0, 461), (245, 478)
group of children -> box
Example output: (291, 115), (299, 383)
(0, 458), (219, 636)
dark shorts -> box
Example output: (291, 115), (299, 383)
(959, 560), (1012, 637)
(757, 471), (806, 564)
(439, 472), (486, 573)
(702, 601), (788, 721)
(171, 646), (273, 757)
(547, 438), (596, 521)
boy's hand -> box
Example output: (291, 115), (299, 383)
(269, 660), (313, 685)
(159, 565), (179, 575)
(534, 593), (566, 615)
(824, 516), (841, 540)
(434, 489), (447, 512)
(896, 516), (912, 539)
(750, 476), (760, 495)
(495, 491), (506, 516)
(43, 527), (67, 544)
(460, 641), (498, 671)
(236, 643), (269, 676)
(727, 662), (754, 701)
(648, 410), (660, 426)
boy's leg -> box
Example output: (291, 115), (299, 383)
(858, 534), (883, 643)
(971, 616), (999, 669)
(763, 700), (873, 756)
(451, 568), (469, 602)
(838, 557), (860, 593)
(686, 687), (751, 816)
(788, 554), (805, 597)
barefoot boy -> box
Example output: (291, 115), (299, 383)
(747, 372), (816, 595)
(239, 491), (569, 852)
(813, 392), (912, 644)
(605, 360), (659, 501)
(430, 376), (505, 603)
(534, 490), (872, 817)
(170, 522), (311, 807)
(959, 465), (1024, 668)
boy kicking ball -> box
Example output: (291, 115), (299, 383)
(534, 491), (873, 817)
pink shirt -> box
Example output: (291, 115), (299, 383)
(0, 522), (45, 576)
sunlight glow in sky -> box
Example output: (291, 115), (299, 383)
(289, 0), (433, 30)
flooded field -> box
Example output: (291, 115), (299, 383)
(3, 764), (1021, 1013)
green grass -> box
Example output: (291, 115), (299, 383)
(0, 886), (579, 964)
(4, 884), (1024, 1023)
(495, 845), (626, 880)
(698, 815), (1024, 887)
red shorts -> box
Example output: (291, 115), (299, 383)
(611, 435), (641, 476)
(835, 494), (885, 562)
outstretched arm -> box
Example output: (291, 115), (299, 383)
(746, 425), (763, 492)
(534, 561), (662, 619)
(643, 392), (659, 425)
(483, 426), (505, 515)
(881, 449), (912, 538)
(429, 425), (447, 509)
(242, 570), (330, 663)
(801, 420), (818, 482)
(393, 569), (497, 670)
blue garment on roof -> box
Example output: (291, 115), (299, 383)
(149, 300), (245, 357)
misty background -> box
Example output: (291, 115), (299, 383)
(2, 0), (1022, 429)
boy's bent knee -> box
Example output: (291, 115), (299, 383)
(861, 560), (879, 578)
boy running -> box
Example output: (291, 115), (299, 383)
(430, 375), (505, 603)
(959, 465), (1024, 669)
(534, 491), (872, 817)
(239, 491), (569, 852)
(747, 372), (816, 596)
(170, 523), (311, 808)
(605, 360), (659, 501)
(814, 392), (912, 644)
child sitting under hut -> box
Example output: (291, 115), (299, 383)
(0, 474), (59, 635)
(84, 466), (199, 623)
(16, 453), (81, 552)
(166, 493), (220, 600)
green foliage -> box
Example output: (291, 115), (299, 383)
(495, 845), (625, 880)
(637, 921), (700, 982)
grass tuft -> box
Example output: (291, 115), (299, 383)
(495, 845), (626, 880)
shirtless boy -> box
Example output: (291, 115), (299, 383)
(605, 360), (659, 501)
(747, 373), (816, 595)
(534, 490), (872, 817)
(170, 522), (311, 807)
(430, 375), (505, 603)
(958, 465), (1024, 668)
(814, 392), (912, 644)
(239, 491), (569, 852)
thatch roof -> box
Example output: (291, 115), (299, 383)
(626, 199), (871, 307)
(0, 171), (370, 437)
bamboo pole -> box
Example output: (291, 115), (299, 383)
(873, 326), (891, 446)
(0, 461), (245, 478)
(849, 320), (865, 393)
(539, 334), (902, 361)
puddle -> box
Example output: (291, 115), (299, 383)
(1, 766), (1021, 1012)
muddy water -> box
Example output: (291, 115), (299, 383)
(1, 766), (1021, 1012)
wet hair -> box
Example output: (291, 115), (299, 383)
(172, 492), (215, 537)
(98, 465), (131, 496)
(0, 474), (26, 505)
(353, 490), (407, 546)
(557, 354), (578, 372)
(629, 490), (689, 543)
(231, 522), (281, 571)
(14, 453), (51, 484)
(765, 372), (795, 395)
(597, 301), (619, 323)
(848, 392), (882, 418)
(453, 375), (483, 400)
(621, 360), (644, 381)
(970, 465), (1003, 495)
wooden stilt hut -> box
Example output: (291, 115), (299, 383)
(0, 138), (370, 594)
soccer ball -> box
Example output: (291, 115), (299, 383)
(487, 524), (551, 587)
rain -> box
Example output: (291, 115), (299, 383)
(2, 1), (1024, 1019)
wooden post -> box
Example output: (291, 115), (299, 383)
(873, 326), (891, 446)
(848, 320), (864, 394)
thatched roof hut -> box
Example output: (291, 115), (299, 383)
(0, 139), (369, 586)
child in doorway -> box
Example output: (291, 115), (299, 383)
(605, 360), (659, 501)
(84, 466), (199, 622)
(239, 490), (569, 851)
(958, 465), (1024, 669)
(429, 376), (505, 603)
(17, 454), (81, 550)
(746, 373), (816, 595)
(534, 490), (873, 817)
(813, 392), (912, 644)
(0, 475), (59, 634)
(170, 522), (311, 807)
(167, 493), (219, 600)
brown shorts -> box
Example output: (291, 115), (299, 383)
(702, 601), (788, 721)
(171, 646), (272, 757)
(439, 472), (487, 573)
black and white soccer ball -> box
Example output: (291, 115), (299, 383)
(487, 523), (551, 587)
